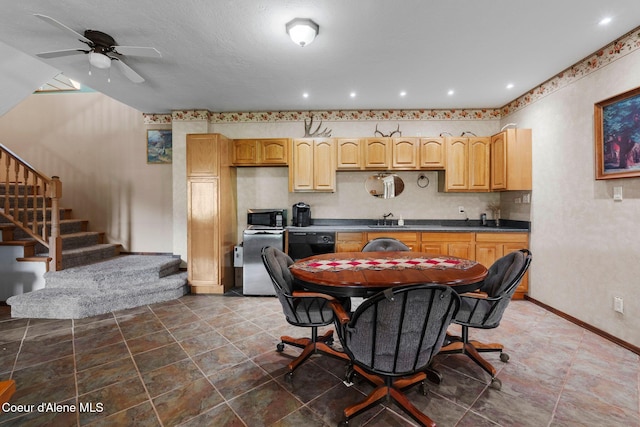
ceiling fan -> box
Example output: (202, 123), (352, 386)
(34, 14), (161, 83)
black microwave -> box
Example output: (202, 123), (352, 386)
(247, 209), (287, 228)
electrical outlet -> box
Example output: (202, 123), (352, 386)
(614, 296), (624, 314)
(458, 206), (465, 213)
(523, 193), (531, 204)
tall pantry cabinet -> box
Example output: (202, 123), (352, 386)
(186, 134), (237, 294)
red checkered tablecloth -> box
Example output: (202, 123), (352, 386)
(293, 256), (478, 272)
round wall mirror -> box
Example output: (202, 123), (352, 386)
(365, 173), (405, 198)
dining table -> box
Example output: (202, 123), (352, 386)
(289, 251), (488, 297)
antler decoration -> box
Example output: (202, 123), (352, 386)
(374, 124), (401, 137)
(303, 115), (332, 137)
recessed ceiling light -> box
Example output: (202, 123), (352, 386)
(399, 91), (407, 97)
(506, 83), (514, 90)
(599, 17), (612, 26)
(302, 92), (309, 98)
(447, 89), (455, 96)
(350, 92), (356, 98)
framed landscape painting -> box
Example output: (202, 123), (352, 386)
(147, 130), (172, 164)
(595, 86), (640, 179)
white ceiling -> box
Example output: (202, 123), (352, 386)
(1, 1), (639, 114)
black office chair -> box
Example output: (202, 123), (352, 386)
(439, 249), (532, 390)
(362, 237), (410, 252)
(331, 284), (460, 427)
(261, 246), (350, 378)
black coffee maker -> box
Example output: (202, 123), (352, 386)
(292, 202), (311, 227)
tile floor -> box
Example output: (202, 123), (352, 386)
(0, 291), (639, 426)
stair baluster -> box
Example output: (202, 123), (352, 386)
(0, 143), (62, 271)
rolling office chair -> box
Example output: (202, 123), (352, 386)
(261, 246), (350, 378)
(439, 249), (532, 389)
(361, 237), (410, 252)
(330, 284), (460, 427)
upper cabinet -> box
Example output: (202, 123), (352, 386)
(490, 129), (532, 191)
(440, 136), (490, 192)
(336, 138), (363, 170)
(232, 138), (289, 166)
(363, 138), (391, 169)
(419, 137), (446, 169)
(289, 138), (336, 192)
(391, 137), (419, 169)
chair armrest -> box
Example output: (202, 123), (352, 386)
(291, 290), (338, 301)
(329, 300), (351, 325)
(460, 291), (489, 299)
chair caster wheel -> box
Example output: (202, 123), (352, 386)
(419, 381), (428, 396)
(343, 365), (355, 385)
(500, 352), (509, 363)
(490, 378), (502, 390)
(276, 343), (285, 352)
(425, 367), (442, 385)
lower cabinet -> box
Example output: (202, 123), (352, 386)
(421, 232), (475, 259)
(333, 230), (530, 299)
(366, 232), (419, 251)
(336, 232), (366, 252)
(475, 232), (529, 299)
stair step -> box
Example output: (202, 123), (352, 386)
(0, 195), (48, 208)
(8, 273), (188, 319)
(5, 207), (73, 223)
(7, 256), (188, 319)
(0, 184), (38, 196)
(54, 244), (122, 270)
(10, 219), (89, 239)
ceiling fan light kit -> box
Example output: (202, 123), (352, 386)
(34, 14), (160, 83)
(88, 52), (111, 69)
(286, 18), (319, 47)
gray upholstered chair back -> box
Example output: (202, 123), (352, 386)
(362, 238), (410, 252)
(342, 284), (459, 376)
(455, 249), (532, 329)
(261, 246), (335, 327)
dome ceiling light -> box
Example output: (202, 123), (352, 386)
(286, 18), (319, 47)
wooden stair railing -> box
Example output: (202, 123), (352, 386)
(0, 143), (62, 271)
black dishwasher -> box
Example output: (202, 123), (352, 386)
(287, 231), (336, 261)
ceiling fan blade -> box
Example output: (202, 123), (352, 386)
(114, 46), (162, 58)
(36, 49), (86, 59)
(113, 58), (145, 83)
(34, 14), (92, 44)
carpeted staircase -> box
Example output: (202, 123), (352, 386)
(0, 185), (121, 269)
(2, 182), (188, 319)
(7, 255), (188, 319)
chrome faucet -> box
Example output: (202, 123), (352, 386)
(380, 212), (394, 226)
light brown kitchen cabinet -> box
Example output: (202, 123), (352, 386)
(421, 232), (475, 259)
(391, 137), (419, 169)
(289, 138), (336, 192)
(336, 138), (363, 170)
(419, 137), (446, 169)
(187, 134), (237, 294)
(440, 136), (490, 192)
(490, 129), (532, 191)
(363, 138), (391, 169)
(336, 232), (366, 252)
(475, 232), (529, 299)
(232, 138), (289, 166)
(366, 231), (419, 251)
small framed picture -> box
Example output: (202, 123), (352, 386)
(594, 86), (640, 179)
(147, 129), (172, 164)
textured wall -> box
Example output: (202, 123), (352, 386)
(0, 92), (173, 253)
(505, 50), (640, 347)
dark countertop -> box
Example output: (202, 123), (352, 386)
(286, 219), (530, 233)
